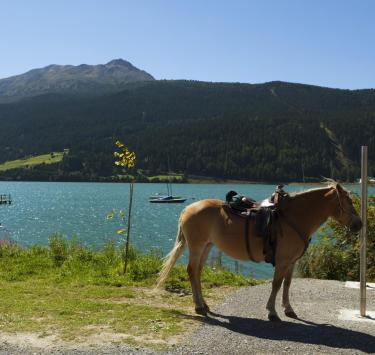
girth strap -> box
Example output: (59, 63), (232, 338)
(244, 214), (254, 261)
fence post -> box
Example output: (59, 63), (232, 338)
(360, 146), (368, 317)
(217, 251), (222, 268)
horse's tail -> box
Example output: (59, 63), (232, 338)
(156, 224), (186, 289)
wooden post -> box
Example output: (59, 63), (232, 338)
(217, 251), (222, 268)
(360, 146), (368, 317)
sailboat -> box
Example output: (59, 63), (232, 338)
(149, 181), (186, 203)
(149, 154), (187, 203)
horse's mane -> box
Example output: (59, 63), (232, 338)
(289, 179), (345, 197)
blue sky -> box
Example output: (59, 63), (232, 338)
(0, 0), (374, 89)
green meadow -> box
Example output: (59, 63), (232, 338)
(0, 236), (259, 349)
(0, 152), (64, 172)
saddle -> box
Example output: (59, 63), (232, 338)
(224, 185), (289, 266)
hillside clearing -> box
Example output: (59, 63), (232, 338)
(0, 152), (64, 172)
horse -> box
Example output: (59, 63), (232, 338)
(156, 181), (362, 321)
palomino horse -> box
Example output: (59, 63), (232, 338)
(156, 182), (362, 321)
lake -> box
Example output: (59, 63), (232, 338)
(0, 182), (373, 279)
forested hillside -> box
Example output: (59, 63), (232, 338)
(0, 80), (374, 182)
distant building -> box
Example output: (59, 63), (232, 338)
(358, 177), (375, 183)
(63, 149), (70, 155)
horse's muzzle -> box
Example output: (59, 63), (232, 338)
(350, 217), (363, 233)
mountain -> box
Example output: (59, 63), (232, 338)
(0, 79), (374, 182)
(0, 59), (154, 102)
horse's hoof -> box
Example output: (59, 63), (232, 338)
(204, 303), (210, 312)
(285, 310), (298, 319)
(195, 306), (208, 316)
(268, 314), (282, 322)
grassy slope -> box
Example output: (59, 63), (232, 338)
(0, 152), (63, 172)
(0, 237), (260, 349)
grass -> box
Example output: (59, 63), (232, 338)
(0, 152), (64, 172)
(0, 236), (260, 349)
(147, 174), (184, 182)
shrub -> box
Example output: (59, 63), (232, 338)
(48, 234), (68, 267)
(298, 195), (375, 281)
(129, 254), (162, 282)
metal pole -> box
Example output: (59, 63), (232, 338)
(360, 146), (368, 317)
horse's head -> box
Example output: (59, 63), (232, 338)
(326, 183), (362, 232)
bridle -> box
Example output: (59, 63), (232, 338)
(334, 186), (357, 231)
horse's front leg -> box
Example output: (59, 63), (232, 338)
(266, 263), (289, 321)
(282, 263), (298, 318)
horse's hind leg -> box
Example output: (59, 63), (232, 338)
(266, 263), (289, 321)
(187, 249), (207, 315)
(282, 263), (298, 318)
(198, 243), (213, 312)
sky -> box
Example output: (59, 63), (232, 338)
(0, 0), (374, 89)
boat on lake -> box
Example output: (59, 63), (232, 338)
(0, 194), (12, 205)
(149, 195), (187, 203)
(149, 181), (186, 203)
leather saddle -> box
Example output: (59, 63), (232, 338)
(224, 185), (289, 265)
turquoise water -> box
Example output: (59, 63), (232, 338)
(0, 182), (373, 279)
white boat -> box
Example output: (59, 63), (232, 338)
(149, 195), (187, 203)
(149, 182), (186, 203)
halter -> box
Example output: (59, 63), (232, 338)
(334, 186), (346, 218)
(334, 185), (354, 221)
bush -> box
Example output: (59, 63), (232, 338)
(49, 234), (68, 266)
(129, 254), (162, 282)
(298, 195), (375, 281)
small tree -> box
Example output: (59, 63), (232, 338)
(113, 140), (136, 273)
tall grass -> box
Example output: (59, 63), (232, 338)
(0, 234), (258, 290)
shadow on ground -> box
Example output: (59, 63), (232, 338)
(183, 311), (375, 353)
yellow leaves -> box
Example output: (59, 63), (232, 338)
(115, 140), (124, 148)
(114, 140), (136, 169)
(106, 209), (115, 220)
(107, 209), (127, 236)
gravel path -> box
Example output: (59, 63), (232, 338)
(173, 278), (375, 354)
(1, 279), (374, 354)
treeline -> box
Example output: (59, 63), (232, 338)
(0, 80), (374, 182)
